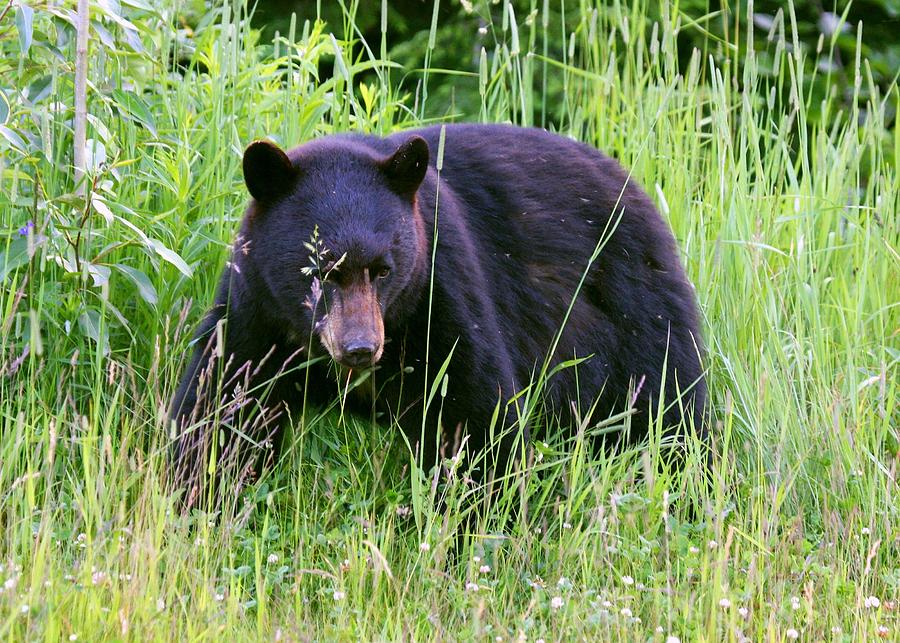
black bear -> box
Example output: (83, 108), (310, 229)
(170, 124), (706, 502)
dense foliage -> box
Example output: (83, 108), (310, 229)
(253, 0), (899, 134)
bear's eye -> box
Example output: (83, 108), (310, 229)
(375, 266), (391, 280)
(319, 261), (341, 282)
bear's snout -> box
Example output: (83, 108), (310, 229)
(339, 339), (378, 369)
(316, 277), (385, 370)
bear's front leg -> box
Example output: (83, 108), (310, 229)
(168, 291), (300, 507)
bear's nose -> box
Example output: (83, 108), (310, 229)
(340, 340), (376, 369)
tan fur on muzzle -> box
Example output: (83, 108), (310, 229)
(317, 270), (384, 367)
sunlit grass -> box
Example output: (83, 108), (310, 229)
(1, 0), (897, 640)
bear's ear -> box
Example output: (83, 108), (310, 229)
(379, 135), (429, 200)
(242, 140), (297, 203)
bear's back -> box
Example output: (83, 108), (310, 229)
(392, 124), (703, 427)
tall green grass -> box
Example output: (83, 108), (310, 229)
(1, 0), (897, 639)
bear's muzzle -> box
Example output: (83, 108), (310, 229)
(316, 275), (384, 370)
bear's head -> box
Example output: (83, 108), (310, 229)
(239, 135), (430, 370)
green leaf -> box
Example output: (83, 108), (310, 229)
(119, 0), (155, 11)
(0, 90), (9, 125)
(92, 20), (116, 50)
(121, 27), (144, 53)
(84, 139), (107, 172)
(0, 238), (31, 281)
(330, 34), (350, 81)
(114, 263), (158, 305)
(91, 197), (115, 224)
(26, 76), (53, 103)
(424, 339), (458, 412)
(149, 238), (192, 277)
(78, 308), (110, 354)
(16, 4), (34, 55)
(110, 89), (157, 137)
(112, 213), (151, 246)
(86, 262), (111, 287)
(0, 125), (28, 153)
(96, 0), (140, 34)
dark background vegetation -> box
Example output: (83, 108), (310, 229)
(246, 0), (898, 133)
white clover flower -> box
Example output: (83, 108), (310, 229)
(419, 542), (430, 552)
(666, 637), (681, 643)
(479, 565), (491, 574)
(831, 626), (842, 634)
(156, 598), (166, 611)
(473, 556), (481, 563)
(861, 527), (871, 535)
(865, 596), (881, 609)
(877, 625), (889, 638)
(791, 596), (800, 610)
(738, 606), (749, 618)
(786, 628), (799, 640)
(333, 590), (345, 601)
(620, 607), (632, 618)
(465, 582), (479, 592)
(267, 553), (279, 564)
(708, 540), (718, 550)
(621, 575), (634, 586)
(719, 598), (731, 609)
(20, 604), (29, 614)
(550, 596), (564, 610)
(69, 635), (78, 641)
(689, 546), (699, 554)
